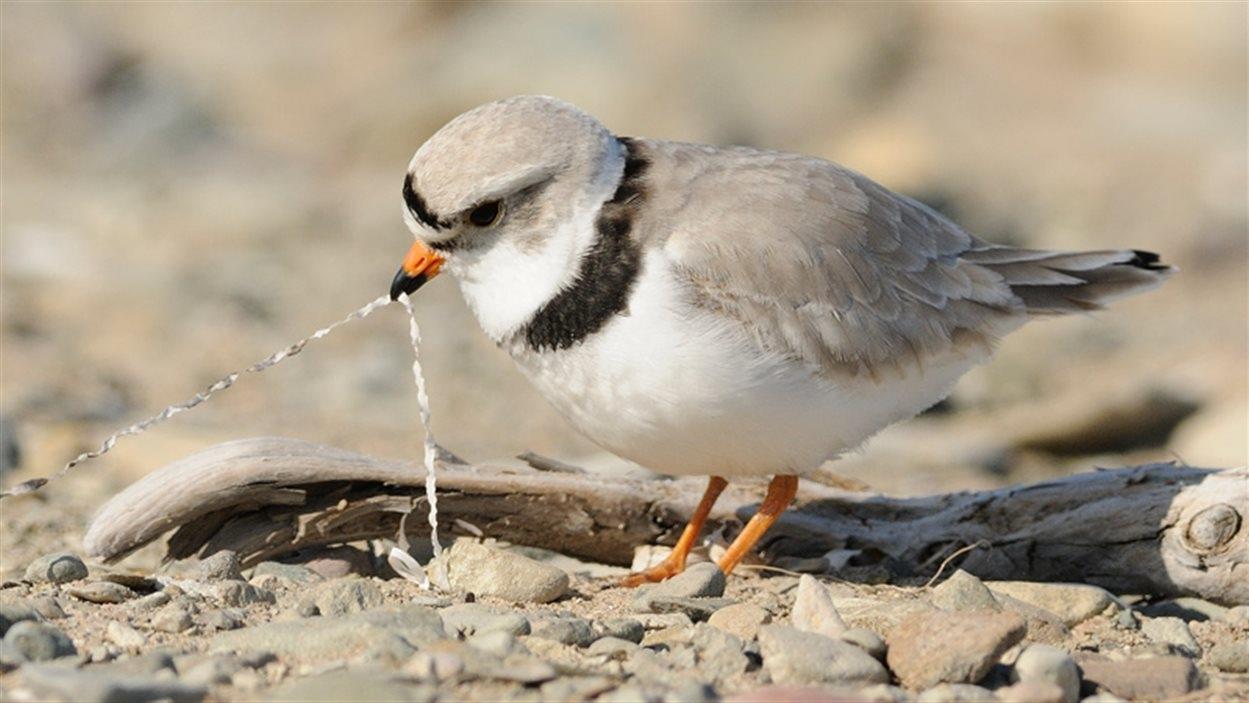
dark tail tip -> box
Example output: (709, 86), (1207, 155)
(1128, 249), (1170, 271)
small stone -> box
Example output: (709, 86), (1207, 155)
(931, 570), (1000, 612)
(1115, 608), (1139, 630)
(106, 621), (146, 650)
(886, 609), (1026, 690)
(530, 615), (597, 647)
(431, 540), (569, 604)
(311, 577), (385, 616)
(915, 683), (996, 702)
(405, 650), (465, 682)
(212, 606), (445, 661)
(839, 628), (887, 661)
(440, 603), (531, 637)
(595, 618), (645, 644)
(131, 591), (171, 611)
(29, 596), (66, 620)
(708, 602), (771, 641)
(995, 681), (1065, 703)
(18, 663), (207, 703)
(1207, 641), (1249, 673)
(251, 561), (323, 583)
(201, 608), (244, 631)
(0, 602), (39, 636)
(151, 605), (194, 633)
(791, 575), (848, 638)
(587, 636), (640, 659)
(1140, 616), (1201, 657)
(3, 621), (76, 662)
(467, 629), (519, 657)
(194, 551), (243, 581)
(1140, 597), (1228, 622)
(24, 553), (88, 585)
(1076, 654), (1200, 700)
(207, 581), (275, 608)
(689, 623), (750, 682)
(758, 624), (889, 686)
(984, 582), (1113, 627)
(1011, 644), (1078, 703)
(647, 596), (734, 622)
(67, 581), (136, 604)
(645, 562), (726, 599)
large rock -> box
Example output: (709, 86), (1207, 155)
(431, 541), (569, 604)
(791, 575), (848, 638)
(1076, 654), (1201, 700)
(758, 624), (889, 686)
(985, 582), (1113, 627)
(886, 610), (1026, 690)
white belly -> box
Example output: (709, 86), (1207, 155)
(505, 252), (987, 477)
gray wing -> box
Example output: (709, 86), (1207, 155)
(633, 140), (1160, 378)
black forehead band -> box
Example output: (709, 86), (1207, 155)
(403, 173), (452, 231)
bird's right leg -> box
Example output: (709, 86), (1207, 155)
(620, 475), (728, 587)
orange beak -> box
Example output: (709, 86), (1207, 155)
(389, 239), (446, 300)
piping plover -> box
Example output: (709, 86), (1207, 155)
(389, 96), (1173, 585)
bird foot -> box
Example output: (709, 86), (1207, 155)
(619, 559), (686, 588)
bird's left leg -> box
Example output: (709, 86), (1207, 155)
(620, 475), (728, 587)
(715, 474), (799, 575)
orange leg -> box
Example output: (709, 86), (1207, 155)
(716, 474), (799, 575)
(621, 476), (728, 587)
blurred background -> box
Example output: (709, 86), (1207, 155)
(1, 3), (1245, 561)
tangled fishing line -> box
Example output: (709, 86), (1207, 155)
(0, 294), (447, 584)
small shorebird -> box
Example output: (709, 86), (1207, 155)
(389, 96), (1172, 585)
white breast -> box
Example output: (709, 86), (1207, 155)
(506, 249), (988, 477)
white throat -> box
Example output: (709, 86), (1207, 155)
(448, 146), (626, 343)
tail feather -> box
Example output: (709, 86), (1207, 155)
(966, 246), (1174, 315)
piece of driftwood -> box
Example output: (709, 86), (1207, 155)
(83, 437), (1247, 604)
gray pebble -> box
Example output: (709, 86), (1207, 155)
(1116, 608), (1139, 630)
(531, 615), (597, 647)
(207, 581), (275, 608)
(839, 627), (887, 661)
(431, 540), (570, 604)
(251, 561), (322, 584)
(311, 577), (384, 616)
(0, 601), (39, 636)
(595, 617), (645, 644)
(587, 636), (641, 659)
(150, 605), (194, 634)
(194, 551), (243, 582)
(3, 621), (76, 662)
(24, 553), (88, 585)
(440, 603), (531, 637)
(706, 602), (770, 641)
(131, 591), (171, 611)
(636, 563), (725, 606)
(1011, 643), (1079, 703)
(930, 570), (1001, 612)
(758, 624), (888, 686)
(68, 581), (136, 604)
(1207, 641), (1249, 673)
(647, 596), (735, 622)
(200, 608), (244, 631)
(29, 596), (67, 620)
(19, 663), (206, 703)
(467, 629), (520, 657)
(1140, 616), (1201, 657)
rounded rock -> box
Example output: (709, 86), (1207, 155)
(1011, 644), (1079, 703)
(3, 621), (76, 662)
(24, 553), (88, 585)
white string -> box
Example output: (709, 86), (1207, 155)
(399, 294), (441, 557)
(1, 295), (395, 498)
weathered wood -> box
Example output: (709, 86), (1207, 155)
(83, 437), (1247, 604)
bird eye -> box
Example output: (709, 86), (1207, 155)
(468, 200), (502, 227)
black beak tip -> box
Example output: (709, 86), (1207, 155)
(390, 267), (428, 301)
